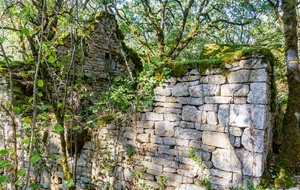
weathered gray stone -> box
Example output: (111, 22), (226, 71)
(200, 75), (226, 84)
(172, 83), (189, 96)
(154, 107), (182, 114)
(164, 113), (181, 121)
(137, 134), (150, 143)
(143, 161), (163, 172)
(218, 104), (229, 128)
(176, 138), (190, 146)
(202, 104), (218, 111)
(252, 105), (267, 130)
(229, 104), (251, 127)
(146, 112), (164, 121)
(229, 127), (243, 136)
(177, 168), (198, 177)
(179, 121), (195, 129)
(221, 84), (249, 96)
(204, 169), (233, 180)
(137, 121), (155, 129)
(250, 69), (268, 82)
(177, 184), (205, 190)
(189, 85), (203, 97)
(176, 97), (204, 105)
(154, 96), (177, 102)
(154, 102), (183, 108)
(228, 70), (251, 83)
(189, 140), (201, 149)
(177, 128), (201, 140)
(207, 112), (218, 125)
(163, 137), (176, 145)
(154, 86), (172, 96)
(200, 124), (225, 133)
(202, 131), (232, 148)
(178, 75), (200, 82)
(247, 83), (269, 104)
(237, 149), (264, 177)
(182, 105), (201, 122)
(152, 157), (179, 168)
(242, 128), (264, 153)
(212, 148), (242, 173)
(204, 96), (232, 104)
(195, 151), (211, 161)
(155, 121), (176, 136)
(201, 84), (220, 96)
(165, 173), (183, 183)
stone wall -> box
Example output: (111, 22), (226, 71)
(70, 55), (275, 190)
(126, 57), (274, 189)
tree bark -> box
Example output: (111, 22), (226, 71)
(279, 0), (300, 174)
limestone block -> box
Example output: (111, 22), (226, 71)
(155, 121), (176, 136)
(155, 96), (177, 102)
(228, 70), (251, 83)
(204, 68), (223, 75)
(189, 140), (201, 149)
(179, 121), (195, 129)
(200, 75), (226, 84)
(162, 137), (176, 145)
(152, 157), (179, 168)
(202, 131), (232, 149)
(182, 105), (201, 122)
(154, 102), (182, 108)
(201, 84), (220, 96)
(241, 128), (264, 153)
(142, 161), (163, 172)
(186, 80), (200, 86)
(177, 128), (201, 140)
(210, 176), (232, 188)
(124, 132), (135, 140)
(218, 104), (229, 128)
(165, 173), (183, 183)
(202, 104), (218, 112)
(250, 69), (268, 82)
(150, 135), (163, 144)
(229, 127), (243, 136)
(178, 75), (200, 82)
(195, 151), (211, 161)
(252, 105), (267, 130)
(164, 113), (181, 121)
(176, 139), (189, 146)
(247, 83), (269, 104)
(232, 173), (243, 188)
(178, 168), (198, 178)
(189, 85), (203, 97)
(146, 112), (164, 121)
(176, 184), (205, 190)
(229, 104), (251, 127)
(182, 176), (194, 184)
(221, 84), (249, 96)
(212, 148), (242, 173)
(158, 147), (178, 155)
(190, 69), (200, 75)
(154, 107), (182, 114)
(84, 141), (95, 150)
(207, 112), (218, 125)
(176, 97), (204, 105)
(200, 124), (225, 133)
(234, 97), (247, 104)
(237, 149), (264, 177)
(174, 156), (198, 166)
(204, 168), (233, 180)
(137, 121), (155, 129)
(204, 96), (232, 104)
(154, 86), (172, 96)
(164, 167), (177, 173)
(172, 83), (189, 96)
(77, 157), (86, 167)
(137, 134), (150, 143)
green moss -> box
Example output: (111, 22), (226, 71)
(154, 44), (274, 79)
(274, 169), (297, 188)
(99, 114), (116, 126)
(121, 42), (143, 73)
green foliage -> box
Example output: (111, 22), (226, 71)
(157, 176), (167, 190)
(64, 179), (75, 187)
(199, 176), (212, 190)
(188, 148), (202, 163)
(126, 145), (136, 157)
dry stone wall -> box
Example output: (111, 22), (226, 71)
(126, 57), (274, 189)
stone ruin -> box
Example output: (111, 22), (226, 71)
(0, 12), (276, 190)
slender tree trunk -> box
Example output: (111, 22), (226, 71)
(279, 0), (300, 174)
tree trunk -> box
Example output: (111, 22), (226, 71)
(278, 0), (300, 174)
